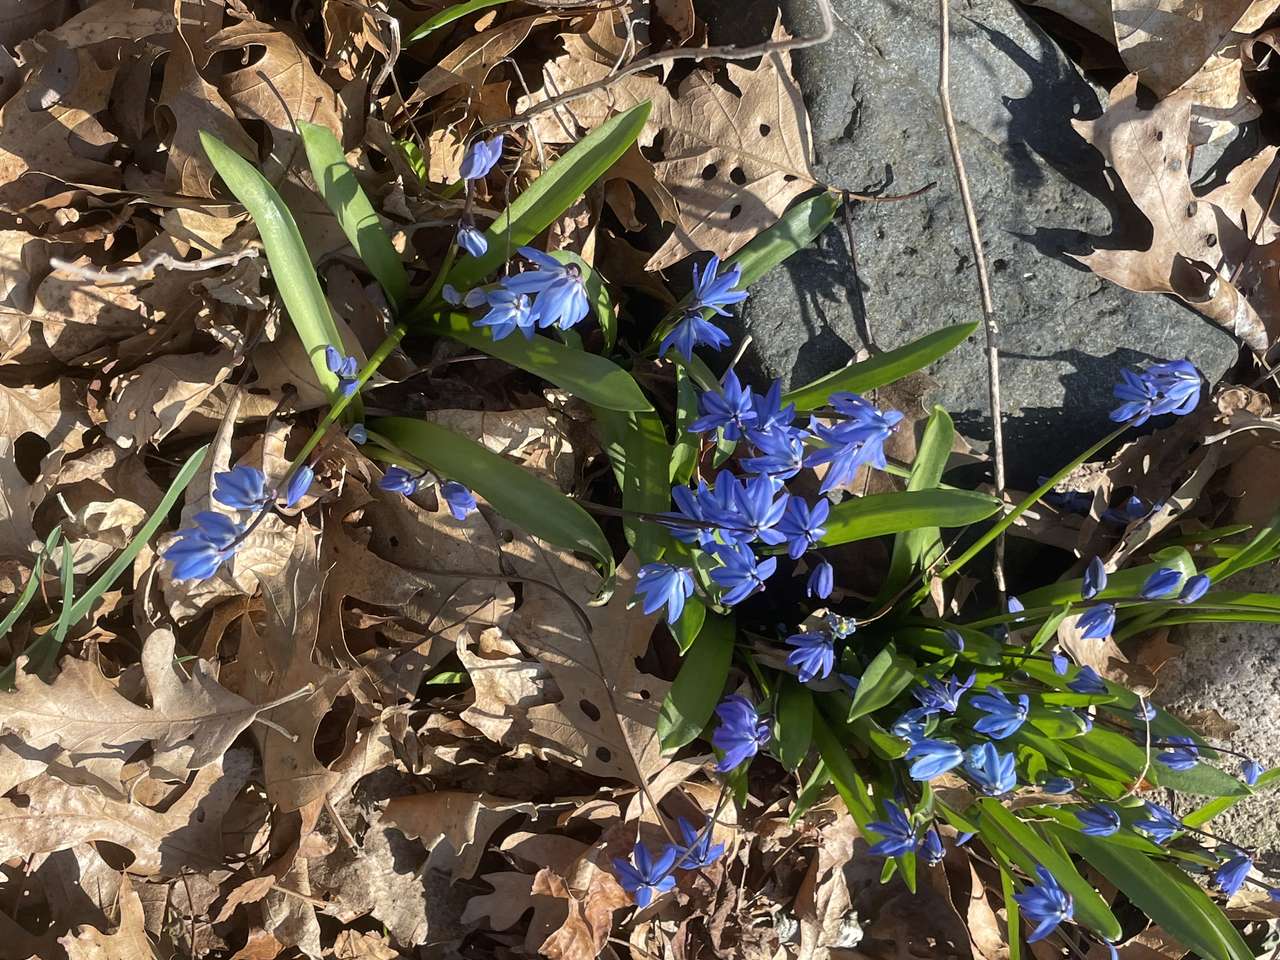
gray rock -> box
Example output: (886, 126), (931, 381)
(721, 0), (1238, 482)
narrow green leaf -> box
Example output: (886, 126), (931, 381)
(201, 132), (349, 401)
(999, 866), (1022, 960)
(670, 365), (699, 485)
(821, 490), (1001, 547)
(1184, 768), (1280, 828)
(812, 713), (875, 827)
(0, 526), (60, 643)
(847, 643), (916, 720)
(300, 122), (409, 305)
(783, 323), (978, 411)
(372, 418), (613, 573)
(729, 192), (840, 286)
(406, 0), (511, 42)
(976, 799), (1122, 941)
(1018, 548), (1196, 608)
(776, 678), (814, 771)
(658, 614), (735, 752)
(594, 408), (671, 562)
(446, 103), (651, 289)
(1076, 728), (1247, 798)
(789, 759), (831, 824)
(881, 407), (954, 597)
(1025, 704), (1088, 739)
(1205, 507), (1280, 583)
(1053, 827), (1253, 960)
(670, 597), (706, 654)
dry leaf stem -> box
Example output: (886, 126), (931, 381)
(937, 0), (1008, 599)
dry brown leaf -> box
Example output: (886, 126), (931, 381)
(0, 0), (70, 48)
(328, 930), (398, 960)
(104, 348), (238, 448)
(462, 871), (573, 955)
(383, 791), (535, 880)
(57, 875), (157, 960)
(532, 865), (630, 960)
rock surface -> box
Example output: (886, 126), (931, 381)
(721, 0), (1238, 481)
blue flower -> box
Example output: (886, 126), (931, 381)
(1156, 736), (1200, 772)
(689, 369), (757, 440)
(1214, 854), (1252, 898)
(1134, 700), (1157, 722)
(711, 694), (770, 771)
(906, 738), (964, 780)
(661, 480), (716, 547)
(473, 288), (536, 341)
(740, 426), (806, 479)
(774, 497), (829, 560)
(440, 480), (477, 520)
(807, 560), (833, 599)
(1109, 360), (1201, 425)
(1077, 602), (1115, 639)
(1066, 665), (1106, 695)
(1051, 651), (1070, 675)
(733, 474), (789, 545)
(213, 465), (270, 512)
(1242, 759), (1264, 786)
(709, 542), (776, 606)
(1082, 557), (1107, 600)
(805, 394), (904, 494)
(786, 632), (834, 683)
(457, 223), (488, 257)
(1076, 805), (1120, 837)
(923, 828), (944, 865)
(504, 247), (591, 330)
(1041, 777), (1075, 795)
(612, 841), (677, 907)
(826, 613), (857, 639)
(943, 628), (965, 652)
(459, 134), (503, 180)
(913, 672), (976, 715)
(690, 254), (748, 315)
(675, 817), (725, 869)
(970, 686), (1029, 740)
(1135, 802), (1182, 845)
(891, 709), (929, 744)
(634, 563), (695, 624)
(282, 465), (313, 509)
(1076, 709), (1094, 733)
(324, 346), (360, 397)
(1141, 567), (1183, 599)
(348, 423), (368, 445)
(379, 466), (422, 497)
(1178, 573), (1210, 604)
(1014, 866), (1074, 943)
(866, 800), (918, 857)
(164, 512), (242, 581)
(1103, 494), (1153, 524)
(1269, 887), (1280, 902)
(963, 742), (1017, 795)
(748, 381), (796, 436)
(659, 311), (730, 361)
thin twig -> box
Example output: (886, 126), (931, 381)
(938, 0), (1007, 600)
(49, 248), (260, 284)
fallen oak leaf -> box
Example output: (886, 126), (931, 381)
(383, 791), (536, 881)
(532, 865), (630, 960)
(57, 874), (157, 960)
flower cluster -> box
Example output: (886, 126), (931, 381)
(470, 247), (590, 340)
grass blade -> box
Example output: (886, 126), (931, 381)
(406, 0), (511, 43)
(821, 489), (1001, 547)
(0, 526), (61, 643)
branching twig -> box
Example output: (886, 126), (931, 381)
(938, 0), (1007, 599)
(49, 248), (260, 284)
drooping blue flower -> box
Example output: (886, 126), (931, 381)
(440, 480), (478, 520)
(697, 472), (752, 545)
(709, 542), (776, 606)
(473, 288), (536, 341)
(1014, 866), (1074, 943)
(1077, 602), (1116, 639)
(906, 738), (964, 780)
(689, 369), (757, 440)
(1067, 665), (1107, 695)
(1076, 805), (1120, 837)
(807, 560), (833, 599)
(659, 311), (730, 361)
(1109, 360), (1202, 425)
(1051, 651), (1070, 675)
(324, 345), (360, 398)
(866, 800), (918, 857)
(1041, 777), (1075, 795)
(1214, 854), (1252, 898)
(213, 465), (270, 512)
(457, 223), (488, 257)
(689, 254), (748, 315)
(1242, 759), (1264, 786)
(282, 464), (313, 509)
(379, 466), (422, 497)
(970, 686), (1030, 740)
(775, 496), (829, 559)
(675, 817), (725, 869)
(1134, 700), (1157, 722)
(1156, 736), (1200, 772)
(963, 742), (1017, 795)
(634, 562), (695, 624)
(1110, 366), (1162, 426)
(955, 831), (975, 846)
(1178, 573), (1210, 604)
(612, 841), (677, 907)
(733, 473), (789, 545)
(923, 828), (945, 865)
(348, 423), (368, 445)
(1141, 567), (1183, 599)
(786, 631), (834, 683)
(164, 512), (243, 581)
(943, 628), (965, 652)
(502, 247), (591, 331)
(1082, 557), (1107, 600)
(805, 394), (904, 494)
(739, 426), (806, 479)
(459, 134), (503, 181)
(711, 694), (770, 772)
(913, 672), (976, 715)
(1135, 801), (1182, 845)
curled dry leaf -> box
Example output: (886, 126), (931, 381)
(57, 874), (157, 960)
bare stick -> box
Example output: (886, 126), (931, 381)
(937, 0), (1007, 598)
(50, 248), (260, 284)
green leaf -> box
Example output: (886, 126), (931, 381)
(445, 103), (650, 290)
(821, 490), (1001, 547)
(669, 366), (700, 485)
(999, 866), (1022, 960)
(669, 598), (706, 654)
(976, 799), (1122, 942)
(1205, 508), (1280, 583)
(1025, 704), (1089, 739)
(783, 323), (977, 411)
(1184, 767), (1280, 828)
(406, 0), (512, 42)
(775, 678), (814, 771)
(658, 614), (735, 752)
(201, 132), (350, 402)
(1076, 728), (1248, 798)
(1018, 548), (1196, 608)
(594, 408), (671, 561)
(372, 418), (613, 573)
(847, 643), (917, 720)
(881, 407), (954, 598)
(300, 122), (409, 306)
(0, 526), (61, 644)
(419, 311), (652, 412)
(789, 760), (832, 824)
(1053, 827), (1252, 960)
